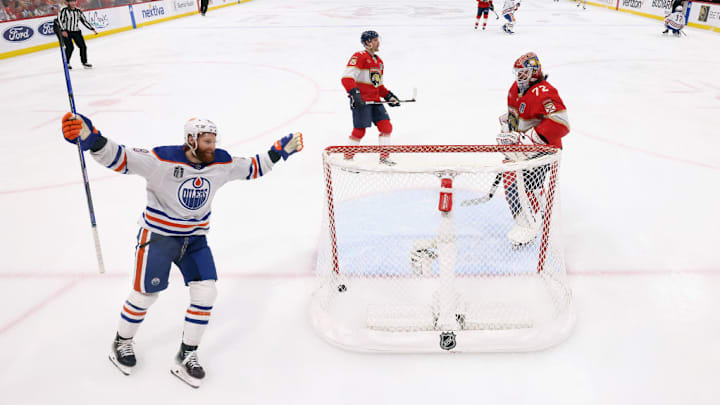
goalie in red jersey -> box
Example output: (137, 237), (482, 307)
(341, 30), (401, 165)
(497, 52), (569, 246)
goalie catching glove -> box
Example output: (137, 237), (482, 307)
(496, 127), (546, 161)
(62, 112), (101, 151)
(272, 132), (304, 160)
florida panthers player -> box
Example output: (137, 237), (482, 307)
(61, 113), (303, 388)
(341, 30), (401, 165)
(497, 52), (569, 246)
(663, 6), (685, 37)
(475, 0), (494, 30)
(502, 0), (520, 34)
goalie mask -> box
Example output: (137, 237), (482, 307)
(184, 117), (217, 154)
(513, 52), (543, 94)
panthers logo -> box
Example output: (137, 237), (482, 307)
(370, 71), (382, 87)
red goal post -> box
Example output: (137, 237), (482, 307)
(312, 144), (574, 352)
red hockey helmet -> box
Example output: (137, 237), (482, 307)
(513, 52), (543, 93)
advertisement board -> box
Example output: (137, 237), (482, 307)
(0, 6), (132, 57)
(131, 0), (198, 27)
(687, 1), (720, 30)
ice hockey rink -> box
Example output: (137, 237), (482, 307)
(1, 0), (719, 403)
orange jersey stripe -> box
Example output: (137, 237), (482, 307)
(186, 309), (211, 316)
(134, 229), (149, 292)
(123, 306), (147, 317)
(114, 153), (127, 172)
(251, 157), (258, 179)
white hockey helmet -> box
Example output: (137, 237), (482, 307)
(184, 117), (217, 152)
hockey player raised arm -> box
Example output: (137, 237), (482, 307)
(61, 113), (303, 184)
(61, 112), (303, 387)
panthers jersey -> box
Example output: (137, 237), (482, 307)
(341, 50), (390, 102)
(90, 138), (276, 236)
(507, 79), (569, 148)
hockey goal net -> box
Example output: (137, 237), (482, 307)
(310, 145), (574, 352)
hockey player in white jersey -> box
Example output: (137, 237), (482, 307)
(61, 112), (303, 388)
(663, 6), (685, 37)
(502, 0), (520, 34)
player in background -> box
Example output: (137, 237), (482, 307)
(497, 52), (569, 246)
(341, 30), (401, 165)
(663, 6), (685, 36)
(577, 0), (587, 9)
(61, 113), (303, 388)
(475, 0), (494, 30)
(501, 0), (520, 34)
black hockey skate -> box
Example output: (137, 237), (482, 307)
(109, 334), (136, 376)
(171, 343), (205, 388)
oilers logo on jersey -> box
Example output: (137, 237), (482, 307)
(178, 177), (211, 210)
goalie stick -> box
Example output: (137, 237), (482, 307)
(460, 172), (502, 206)
(53, 19), (106, 274)
(366, 88), (417, 105)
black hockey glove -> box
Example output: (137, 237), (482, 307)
(490, 3), (495, 11)
(384, 91), (401, 107)
(348, 88), (365, 109)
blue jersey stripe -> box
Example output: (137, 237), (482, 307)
(190, 304), (213, 311)
(125, 301), (146, 311)
(121, 313), (144, 323)
(256, 154), (263, 177)
(143, 221), (210, 235)
(184, 317), (209, 325)
(108, 145), (124, 168)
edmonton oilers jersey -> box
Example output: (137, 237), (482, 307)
(90, 138), (275, 236)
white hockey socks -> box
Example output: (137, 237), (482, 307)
(117, 290), (158, 339)
(182, 280), (217, 346)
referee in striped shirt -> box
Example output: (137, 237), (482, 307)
(58, 0), (98, 69)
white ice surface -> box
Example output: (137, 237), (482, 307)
(1, 0), (719, 403)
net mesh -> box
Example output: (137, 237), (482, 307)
(311, 145), (574, 352)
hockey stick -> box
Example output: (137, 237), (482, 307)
(53, 19), (106, 274)
(366, 88), (417, 105)
(491, 8), (500, 20)
(460, 172), (502, 206)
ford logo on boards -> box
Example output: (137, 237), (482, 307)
(3, 25), (34, 42)
(37, 21), (55, 36)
